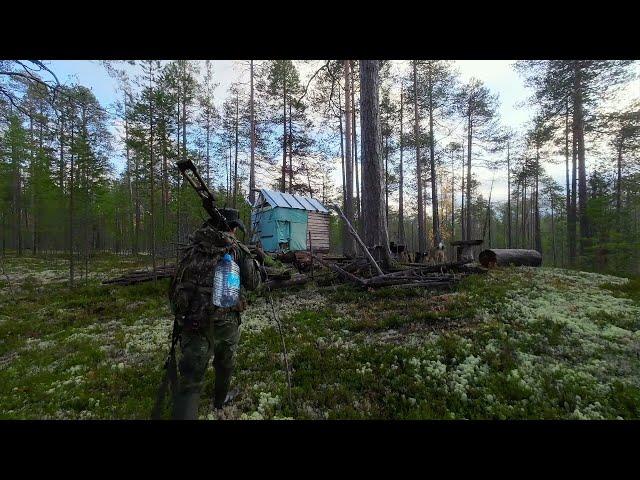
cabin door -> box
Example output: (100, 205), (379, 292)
(276, 220), (291, 250)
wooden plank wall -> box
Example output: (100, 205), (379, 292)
(307, 212), (330, 253)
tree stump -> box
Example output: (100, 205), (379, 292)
(450, 239), (483, 263)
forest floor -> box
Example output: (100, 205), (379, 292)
(1, 252), (640, 420)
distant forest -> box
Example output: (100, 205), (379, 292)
(1, 60), (639, 279)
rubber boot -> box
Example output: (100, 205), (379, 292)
(171, 392), (200, 420)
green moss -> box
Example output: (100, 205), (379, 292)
(3, 256), (640, 420)
(603, 276), (640, 305)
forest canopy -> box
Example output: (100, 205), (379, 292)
(1, 60), (639, 278)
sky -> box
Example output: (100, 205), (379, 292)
(44, 60), (639, 207)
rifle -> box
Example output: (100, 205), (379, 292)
(177, 159), (269, 265)
(176, 159), (231, 232)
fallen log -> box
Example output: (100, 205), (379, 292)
(102, 265), (176, 285)
(478, 249), (542, 268)
(264, 273), (310, 290)
(378, 281), (455, 289)
(367, 278), (456, 288)
(311, 253), (367, 286)
(365, 260), (472, 284)
(263, 267), (293, 280)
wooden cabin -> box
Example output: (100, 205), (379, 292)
(250, 189), (330, 253)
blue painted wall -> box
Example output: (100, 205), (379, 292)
(251, 207), (309, 252)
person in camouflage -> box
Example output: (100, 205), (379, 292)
(168, 208), (263, 420)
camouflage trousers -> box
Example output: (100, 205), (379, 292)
(176, 311), (241, 405)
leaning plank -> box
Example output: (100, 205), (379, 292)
(328, 204), (384, 276)
(478, 249), (542, 268)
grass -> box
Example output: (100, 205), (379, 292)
(603, 276), (640, 304)
(2, 254), (640, 420)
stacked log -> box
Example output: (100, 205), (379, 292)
(102, 264), (176, 286)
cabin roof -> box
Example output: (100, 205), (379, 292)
(257, 188), (329, 213)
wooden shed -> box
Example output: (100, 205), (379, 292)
(250, 189), (330, 253)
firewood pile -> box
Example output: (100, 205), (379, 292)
(102, 264), (176, 286)
(275, 250), (313, 272)
(101, 255), (484, 291)
(311, 255), (485, 289)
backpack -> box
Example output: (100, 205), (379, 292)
(169, 222), (244, 330)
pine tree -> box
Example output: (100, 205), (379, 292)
(360, 60), (392, 267)
(454, 78), (499, 240)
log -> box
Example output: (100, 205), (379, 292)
(264, 274), (310, 290)
(102, 265), (176, 285)
(478, 249), (542, 268)
(311, 253), (367, 286)
(377, 281), (455, 289)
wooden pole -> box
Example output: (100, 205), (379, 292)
(329, 204), (384, 276)
(308, 229), (314, 280)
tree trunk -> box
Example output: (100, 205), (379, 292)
(288, 102), (293, 193)
(450, 146), (455, 254)
(206, 108), (211, 185)
(534, 144), (542, 253)
(81, 105), (89, 283)
(385, 135), (389, 229)
(233, 92), (239, 207)
(249, 60), (256, 206)
(564, 99), (571, 263)
(351, 61), (361, 232)
(398, 85), (405, 244)
(479, 248), (542, 268)
(68, 116), (75, 283)
(427, 69), (440, 245)
(466, 117), (472, 241)
(507, 141), (512, 248)
(149, 65), (156, 278)
(59, 110), (65, 255)
(569, 113), (578, 265)
(175, 94), (181, 257)
(412, 61), (426, 253)
(175, 95), (181, 255)
(59, 111), (65, 192)
(460, 137), (465, 241)
(573, 63), (590, 256)
(338, 88), (345, 211)
(551, 198), (556, 266)
(525, 184), (529, 248)
(616, 142), (623, 216)
(281, 80), (287, 192)
(227, 148), (232, 203)
(360, 60), (392, 267)
(124, 95), (134, 254)
(343, 60), (355, 256)
(161, 114), (169, 260)
(514, 184), (519, 249)
(30, 116), (36, 255)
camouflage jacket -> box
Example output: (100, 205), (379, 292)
(169, 221), (261, 330)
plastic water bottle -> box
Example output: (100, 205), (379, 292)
(212, 253), (241, 308)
